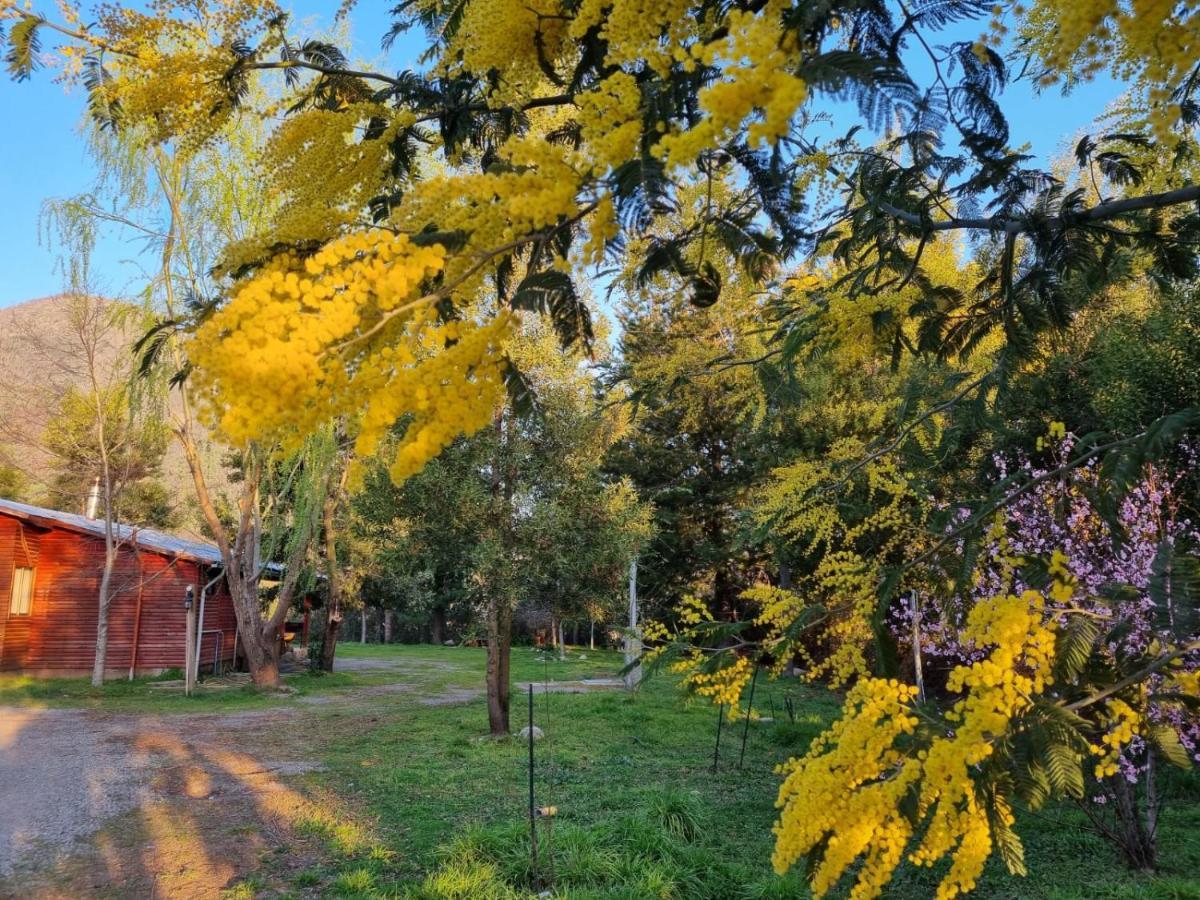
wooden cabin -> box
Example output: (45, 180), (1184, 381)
(0, 498), (238, 677)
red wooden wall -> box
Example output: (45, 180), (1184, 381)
(0, 513), (238, 676)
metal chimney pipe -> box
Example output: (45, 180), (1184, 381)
(85, 477), (101, 519)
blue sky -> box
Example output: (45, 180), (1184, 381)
(0, 9), (1121, 308)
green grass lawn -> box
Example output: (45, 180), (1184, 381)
(283, 644), (1200, 899)
(0, 665), (368, 713)
(4, 643), (1198, 898)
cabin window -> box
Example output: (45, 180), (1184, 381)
(8, 566), (34, 616)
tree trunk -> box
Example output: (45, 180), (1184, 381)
(572, 621), (580, 646)
(431, 605), (447, 645)
(317, 471), (347, 673)
(589, 619), (595, 650)
(240, 605), (281, 688)
(549, 615), (557, 650)
(486, 596), (511, 735)
(360, 606), (368, 643)
(384, 609), (395, 643)
(226, 571), (282, 690)
(241, 631), (281, 689)
(90, 548), (116, 687)
(1112, 770), (1157, 870)
(558, 619), (566, 660)
(780, 558), (796, 678)
(484, 406), (515, 736)
(319, 606), (342, 671)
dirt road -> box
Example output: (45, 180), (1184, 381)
(0, 655), (479, 898)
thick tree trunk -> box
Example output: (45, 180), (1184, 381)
(241, 631), (281, 689)
(431, 605), (447, 645)
(177, 441), (302, 691)
(384, 609), (395, 643)
(486, 597), (511, 735)
(226, 571), (282, 690)
(319, 607), (341, 671)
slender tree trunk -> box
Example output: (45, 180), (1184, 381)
(317, 465), (348, 673)
(87, 318), (118, 690)
(1112, 771), (1157, 870)
(572, 621), (580, 646)
(90, 552), (115, 687)
(558, 620), (566, 660)
(384, 609), (395, 643)
(360, 606), (368, 643)
(486, 597), (511, 734)
(589, 619), (595, 650)
(780, 558), (796, 678)
(484, 407), (515, 736)
(431, 605), (447, 645)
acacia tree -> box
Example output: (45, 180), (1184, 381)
(8, 0), (1200, 888)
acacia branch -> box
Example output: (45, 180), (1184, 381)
(1065, 639), (1200, 713)
(877, 184), (1200, 235)
(327, 200), (599, 355)
(246, 59), (403, 87)
(825, 371), (992, 493)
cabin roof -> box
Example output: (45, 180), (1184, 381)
(0, 497), (223, 566)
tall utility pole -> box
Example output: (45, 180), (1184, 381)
(624, 557), (641, 690)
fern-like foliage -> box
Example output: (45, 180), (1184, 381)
(4, 16), (41, 81)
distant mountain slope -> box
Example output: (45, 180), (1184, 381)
(0, 295), (232, 534)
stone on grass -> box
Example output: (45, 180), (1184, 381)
(519, 725), (544, 741)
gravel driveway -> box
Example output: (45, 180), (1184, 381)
(0, 706), (151, 876)
(0, 704), (322, 885)
(0, 657), (484, 895)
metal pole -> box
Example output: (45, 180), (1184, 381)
(528, 684), (539, 885)
(712, 703), (724, 773)
(184, 586), (196, 697)
(738, 663), (760, 769)
(910, 590), (926, 704)
(624, 558), (641, 690)
(194, 569), (223, 685)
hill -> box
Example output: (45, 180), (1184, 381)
(0, 295), (232, 534)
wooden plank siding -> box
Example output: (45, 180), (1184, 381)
(0, 515), (41, 671)
(0, 511), (238, 676)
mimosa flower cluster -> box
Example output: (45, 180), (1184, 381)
(188, 230), (514, 483)
(1008, 0), (1200, 139)
(773, 587), (1057, 899)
